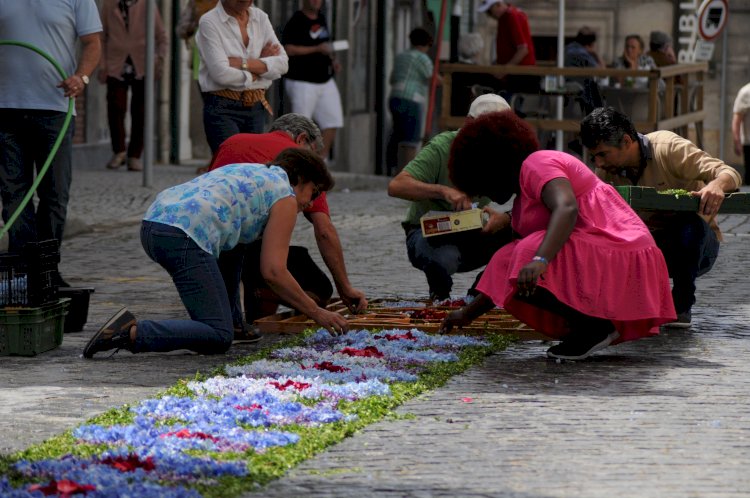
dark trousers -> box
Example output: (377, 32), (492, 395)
(0, 108), (73, 253)
(517, 287), (616, 338)
(387, 97), (422, 175)
(202, 93), (266, 153)
(218, 241), (333, 326)
(405, 225), (513, 300)
(106, 77), (145, 158)
(650, 213), (719, 314)
(743, 145), (750, 185)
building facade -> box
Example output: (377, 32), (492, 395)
(72, 0), (750, 176)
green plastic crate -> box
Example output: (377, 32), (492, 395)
(0, 298), (70, 356)
(615, 186), (750, 213)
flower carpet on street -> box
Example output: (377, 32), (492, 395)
(0, 327), (509, 497)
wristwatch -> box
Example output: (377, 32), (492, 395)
(241, 60), (248, 71)
(78, 74), (90, 85)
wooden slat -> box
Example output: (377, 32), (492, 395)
(253, 298), (550, 340)
(437, 62), (708, 143)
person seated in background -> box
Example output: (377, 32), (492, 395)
(580, 107), (741, 328)
(564, 26), (605, 114)
(209, 113), (367, 341)
(387, 94), (514, 301)
(440, 111), (676, 361)
(564, 26), (605, 70)
(612, 34), (657, 88)
(647, 31), (677, 67)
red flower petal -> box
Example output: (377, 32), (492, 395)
(313, 361), (350, 372)
(268, 379), (312, 391)
(101, 453), (155, 472)
(374, 331), (418, 341)
(30, 479), (96, 496)
(339, 346), (384, 358)
(163, 429), (219, 442)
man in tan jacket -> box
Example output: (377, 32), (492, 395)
(580, 107), (741, 328)
(99, 0), (168, 171)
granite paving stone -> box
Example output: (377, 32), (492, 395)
(0, 162), (748, 498)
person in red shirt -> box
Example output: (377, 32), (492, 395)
(477, 0), (538, 96)
(210, 113), (367, 340)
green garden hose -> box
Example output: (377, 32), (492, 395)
(0, 40), (75, 241)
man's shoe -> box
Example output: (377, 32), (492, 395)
(662, 311), (692, 329)
(83, 308), (136, 358)
(233, 326), (262, 344)
(127, 157), (143, 171)
(546, 330), (620, 361)
(106, 152), (127, 170)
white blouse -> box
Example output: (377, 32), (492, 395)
(196, 3), (288, 92)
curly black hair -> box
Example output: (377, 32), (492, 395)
(448, 111), (539, 203)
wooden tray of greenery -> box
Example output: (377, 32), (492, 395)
(615, 186), (750, 213)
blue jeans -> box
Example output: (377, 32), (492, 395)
(650, 213), (720, 314)
(0, 108), (73, 253)
(217, 242), (250, 330)
(405, 225), (513, 300)
(138, 221), (234, 354)
(202, 93), (266, 153)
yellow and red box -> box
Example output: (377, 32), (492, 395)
(420, 208), (485, 237)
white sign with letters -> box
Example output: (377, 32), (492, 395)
(677, 0), (728, 62)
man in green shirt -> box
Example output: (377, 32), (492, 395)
(387, 94), (514, 300)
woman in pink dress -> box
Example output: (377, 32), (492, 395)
(441, 111), (676, 360)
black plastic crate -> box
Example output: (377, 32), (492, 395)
(0, 240), (60, 307)
(57, 287), (94, 332)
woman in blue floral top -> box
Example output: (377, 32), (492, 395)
(83, 148), (349, 358)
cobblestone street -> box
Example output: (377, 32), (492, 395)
(1, 162), (749, 496)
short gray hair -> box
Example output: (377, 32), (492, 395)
(458, 33), (484, 61)
(269, 113), (324, 153)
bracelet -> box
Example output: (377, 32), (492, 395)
(531, 255), (548, 265)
